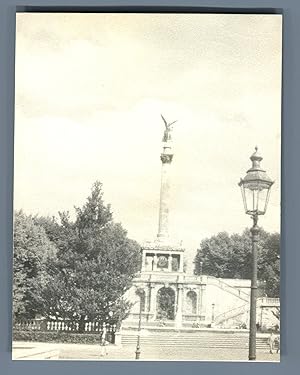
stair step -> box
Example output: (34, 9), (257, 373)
(121, 332), (270, 349)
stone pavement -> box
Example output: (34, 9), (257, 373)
(13, 341), (280, 361)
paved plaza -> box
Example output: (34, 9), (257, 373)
(13, 341), (280, 361)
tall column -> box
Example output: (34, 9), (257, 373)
(144, 287), (150, 319)
(199, 283), (206, 320)
(141, 251), (146, 271)
(153, 254), (158, 271)
(168, 254), (172, 271)
(179, 254), (184, 272)
(198, 286), (202, 317)
(149, 284), (156, 318)
(157, 143), (174, 240)
(175, 285), (183, 328)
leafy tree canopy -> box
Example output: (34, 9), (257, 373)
(194, 229), (280, 297)
(13, 210), (57, 320)
(36, 181), (141, 326)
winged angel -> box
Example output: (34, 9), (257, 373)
(161, 114), (177, 142)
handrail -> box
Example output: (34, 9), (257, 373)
(214, 303), (249, 324)
(215, 297), (280, 325)
(207, 276), (250, 302)
(13, 319), (117, 333)
(257, 297), (280, 306)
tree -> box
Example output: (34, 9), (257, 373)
(259, 233), (280, 297)
(194, 229), (280, 297)
(39, 181), (141, 328)
(13, 210), (57, 320)
(33, 215), (64, 245)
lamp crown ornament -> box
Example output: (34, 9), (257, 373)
(239, 147), (274, 217)
(250, 146), (263, 167)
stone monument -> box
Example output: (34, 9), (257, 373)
(123, 115), (253, 330)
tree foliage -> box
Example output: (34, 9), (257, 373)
(13, 182), (141, 326)
(194, 229), (280, 297)
(36, 181), (141, 326)
(13, 211), (57, 319)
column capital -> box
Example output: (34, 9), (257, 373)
(160, 153), (173, 164)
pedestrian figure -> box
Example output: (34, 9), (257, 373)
(100, 331), (108, 357)
(268, 332), (275, 354)
(274, 335), (280, 353)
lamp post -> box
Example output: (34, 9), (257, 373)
(211, 303), (215, 324)
(238, 147), (274, 361)
(135, 296), (143, 359)
(199, 261), (204, 319)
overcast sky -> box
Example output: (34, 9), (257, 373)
(14, 13), (282, 268)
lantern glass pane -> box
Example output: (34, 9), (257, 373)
(240, 185), (247, 213)
(244, 187), (257, 213)
(257, 187), (269, 214)
(243, 183), (270, 215)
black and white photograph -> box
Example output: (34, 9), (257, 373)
(12, 12), (281, 361)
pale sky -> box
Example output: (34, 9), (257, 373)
(14, 13), (282, 270)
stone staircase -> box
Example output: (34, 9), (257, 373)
(207, 276), (250, 303)
(121, 330), (270, 350)
(214, 303), (249, 326)
(214, 297), (280, 327)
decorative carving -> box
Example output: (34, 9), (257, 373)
(157, 255), (168, 268)
(135, 286), (145, 294)
(160, 154), (173, 164)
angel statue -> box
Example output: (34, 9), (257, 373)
(161, 114), (177, 142)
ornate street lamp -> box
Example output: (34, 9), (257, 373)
(135, 294), (143, 359)
(199, 261), (204, 320)
(239, 147), (274, 361)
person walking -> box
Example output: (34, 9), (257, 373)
(275, 335), (280, 353)
(100, 331), (108, 357)
(268, 332), (275, 354)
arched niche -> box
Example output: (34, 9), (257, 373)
(156, 287), (176, 320)
(186, 290), (197, 314)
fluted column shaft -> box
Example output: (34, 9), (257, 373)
(157, 145), (173, 239)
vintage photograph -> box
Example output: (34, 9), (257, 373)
(13, 12), (281, 361)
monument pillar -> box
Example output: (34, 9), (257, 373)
(141, 251), (146, 271)
(153, 254), (158, 271)
(175, 285), (183, 328)
(149, 284), (156, 316)
(157, 143), (174, 240)
(168, 254), (172, 271)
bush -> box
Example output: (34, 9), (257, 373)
(13, 330), (114, 344)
